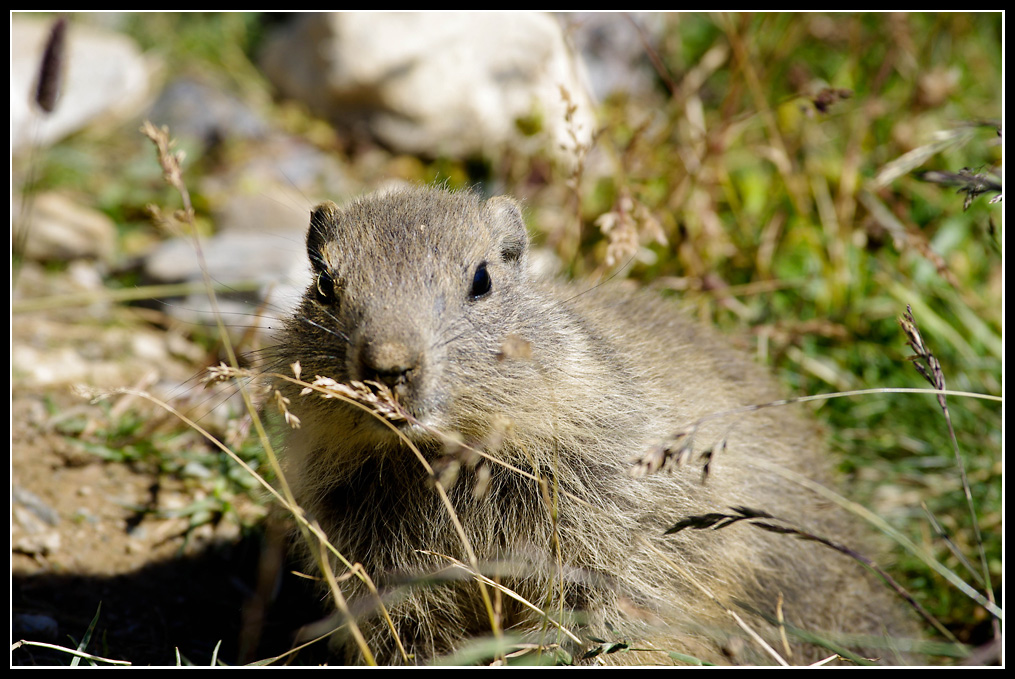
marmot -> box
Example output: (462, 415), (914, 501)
(271, 184), (913, 665)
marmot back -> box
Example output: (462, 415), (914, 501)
(272, 184), (914, 665)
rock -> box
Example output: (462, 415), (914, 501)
(557, 12), (668, 100)
(142, 227), (310, 328)
(12, 613), (60, 641)
(10, 15), (156, 153)
(200, 135), (355, 207)
(12, 486), (60, 527)
(12, 485), (63, 559)
(13, 192), (117, 263)
(259, 12), (596, 167)
(142, 134), (353, 333)
(146, 77), (270, 151)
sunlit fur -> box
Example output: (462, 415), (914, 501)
(272, 185), (914, 665)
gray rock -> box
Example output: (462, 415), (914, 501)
(12, 485), (60, 527)
(12, 613), (60, 641)
(146, 77), (270, 150)
(142, 134), (353, 335)
(142, 228), (310, 331)
(558, 12), (668, 100)
(13, 192), (117, 263)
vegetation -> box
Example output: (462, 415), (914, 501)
(12, 12), (1001, 665)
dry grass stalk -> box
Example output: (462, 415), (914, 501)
(898, 305), (999, 641)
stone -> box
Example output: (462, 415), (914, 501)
(259, 12), (596, 167)
(10, 15), (155, 153)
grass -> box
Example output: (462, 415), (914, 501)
(11, 11), (1001, 665)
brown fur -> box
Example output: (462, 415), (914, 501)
(271, 185), (914, 665)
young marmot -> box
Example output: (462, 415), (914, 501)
(271, 185), (913, 665)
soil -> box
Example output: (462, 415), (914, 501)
(11, 263), (331, 667)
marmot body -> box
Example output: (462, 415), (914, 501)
(273, 185), (911, 665)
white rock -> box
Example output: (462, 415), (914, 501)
(260, 12), (597, 167)
(10, 16), (155, 152)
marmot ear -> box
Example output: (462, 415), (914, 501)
(485, 196), (528, 264)
(307, 201), (341, 273)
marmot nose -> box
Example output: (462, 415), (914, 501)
(358, 339), (421, 389)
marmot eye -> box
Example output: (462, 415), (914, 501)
(469, 262), (492, 299)
(315, 270), (336, 304)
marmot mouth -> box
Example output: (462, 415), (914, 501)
(355, 404), (434, 441)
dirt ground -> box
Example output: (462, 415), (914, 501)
(10, 263), (331, 667)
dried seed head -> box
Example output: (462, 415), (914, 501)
(274, 389), (301, 429)
(303, 376), (407, 423)
(204, 362), (252, 384)
(628, 430), (696, 478)
(899, 305), (947, 408)
(140, 120), (188, 196)
(595, 189), (667, 269)
(34, 17), (66, 114)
